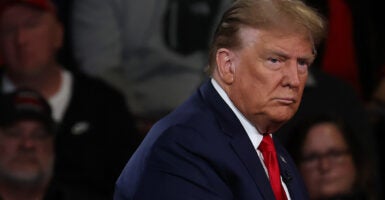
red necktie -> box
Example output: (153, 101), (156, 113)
(258, 135), (288, 200)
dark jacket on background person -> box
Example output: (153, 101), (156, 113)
(43, 180), (105, 200)
(0, 69), (142, 199)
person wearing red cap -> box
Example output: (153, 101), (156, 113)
(0, 0), (56, 14)
(0, 88), (104, 200)
(0, 0), (141, 199)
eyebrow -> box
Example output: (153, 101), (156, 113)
(266, 49), (315, 62)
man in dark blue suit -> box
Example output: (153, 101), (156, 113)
(114, 0), (326, 199)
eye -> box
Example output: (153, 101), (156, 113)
(268, 57), (280, 64)
(2, 128), (22, 138)
(266, 57), (283, 70)
(24, 18), (42, 30)
(298, 59), (310, 67)
(23, 12), (44, 29)
(301, 153), (319, 163)
(297, 59), (310, 74)
(31, 129), (51, 140)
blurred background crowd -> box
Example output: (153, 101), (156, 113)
(0, 0), (385, 199)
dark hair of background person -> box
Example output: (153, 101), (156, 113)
(286, 114), (380, 200)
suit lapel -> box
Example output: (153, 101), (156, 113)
(200, 80), (276, 199)
(230, 136), (276, 199)
(275, 139), (305, 200)
(277, 149), (294, 199)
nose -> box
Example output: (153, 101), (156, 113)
(282, 61), (301, 88)
(19, 135), (37, 149)
(318, 156), (332, 172)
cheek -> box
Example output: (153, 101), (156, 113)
(299, 77), (307, 93)
(0, 144), (18, 161)
(1, 40), (16, 57)
(300, 167), (318, 183)
(38, 147), (54, 164)
(30, 34), (49, 49)
(233, 77), (266, 110)
(300, 168), (322, 196)
(237, 68), (270, 100)
(27, 28), (57, 54)
(40, 143), (54, 155)
(336, 161), (357, 187)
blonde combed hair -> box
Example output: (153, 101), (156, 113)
(206, 0), (326, 75)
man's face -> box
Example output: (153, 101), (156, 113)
(0, 120), (54, 184)
(226, 27), (314, 133)
(0, 4), (62, 77)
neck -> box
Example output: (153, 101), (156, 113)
(6, 63), (62, 99)
(254, 118), (285, 135)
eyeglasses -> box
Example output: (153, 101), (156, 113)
(300, 149), (351, 167)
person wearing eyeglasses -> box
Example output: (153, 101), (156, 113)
(286, 114), (380, 200)
(0, 88), (104, 200)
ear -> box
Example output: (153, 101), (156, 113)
(216, 48), (235, 84)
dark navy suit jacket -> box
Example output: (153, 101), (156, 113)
(114, 80), (308, 200)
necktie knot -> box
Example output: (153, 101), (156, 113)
(258, 134), (275, 153)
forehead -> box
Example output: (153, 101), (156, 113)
(2, 119), (46, 130)
(238, 26), (314, 55)
(304, 123), (348, 150)
(0, 4), (45, 22)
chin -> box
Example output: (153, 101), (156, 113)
(277, 106), (297, 119)
(272, 112), (294, 123)
(262, 118), (287, 133)
(267, 114), (294, 130)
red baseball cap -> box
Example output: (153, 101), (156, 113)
(0, 0), (56, 15)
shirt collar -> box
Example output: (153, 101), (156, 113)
(211, 78), (264, 149)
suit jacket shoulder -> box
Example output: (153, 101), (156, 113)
(115, 80), (307, 200)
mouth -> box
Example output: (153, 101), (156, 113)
(274, 98), (296, 105)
